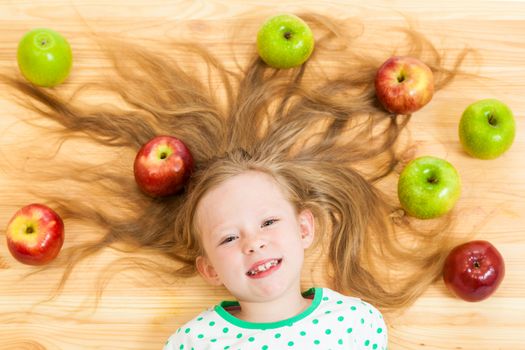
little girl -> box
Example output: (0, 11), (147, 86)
(1, 12), (465, 350)
(163, 168), (387, 349)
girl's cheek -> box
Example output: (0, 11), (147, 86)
(216, 246), (236, 260)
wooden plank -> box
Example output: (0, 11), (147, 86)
(1, 1), (524, 349)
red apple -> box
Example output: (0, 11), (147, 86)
(375, 56), (434, 114)
(6, 203), (64, 265)
(133, 135), (194, 197)
(443, 240), (505, 302)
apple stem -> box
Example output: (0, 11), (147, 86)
(427, 177), (438, 184)
(474, 261), (480, 268)
(25, 226), (34, 234)
(160, 152), (167, 159)
(284, 32), (292, 40)
(397, 74), (406, 83)
(488, 114), (497, 126)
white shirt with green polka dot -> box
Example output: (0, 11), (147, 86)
(163, 287), (387, 350)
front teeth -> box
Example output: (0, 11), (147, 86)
(248, 259), (280, 276)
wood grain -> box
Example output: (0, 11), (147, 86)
(1, 1), (524, 349)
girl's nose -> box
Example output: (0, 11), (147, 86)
(243, 239), (267, 254)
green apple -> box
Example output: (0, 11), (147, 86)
(398, 156), (461, 219)
(256, 14), (314, 69)
(459, 99), (516, 159)
(17, 28), (73, 87)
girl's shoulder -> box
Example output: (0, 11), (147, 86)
(313, 287), (387, 346)
(318, 287), (385, 320)
(162, 307), (217, 349)
(174, 306), (218, 332)
(319, 286), (363, 305)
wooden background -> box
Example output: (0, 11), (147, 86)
(1, 1), (524, 349)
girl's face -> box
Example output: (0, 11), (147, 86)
(195, 171), (315, 303)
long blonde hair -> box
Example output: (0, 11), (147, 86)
(1, 13), (471, 313)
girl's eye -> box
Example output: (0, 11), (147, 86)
(220, 236), (237, 245)
(262, 218), (278, 228)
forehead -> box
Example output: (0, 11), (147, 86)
(195, 171), (291, 233)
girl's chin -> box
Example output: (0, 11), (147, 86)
(245, 281), (297, 301)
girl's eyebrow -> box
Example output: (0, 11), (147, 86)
(209, 222), (234, 240)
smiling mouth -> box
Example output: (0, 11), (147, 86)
(246, 258), (283, 277)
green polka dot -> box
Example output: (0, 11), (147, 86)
(314, 340), (320, 345)
(287, 341), (294, 346)
(365, 340), (370, 346)
(262, 346), (268, 350)
(224, 347), (230, 350)
(210, 338), (217, 342)
(197, 334), (204, 339)
(360, 318), (365, 324)
(325, 329), (331, 335)
(209, 321), (215, 326)
(312, 319), (319, 324)
(300, 331), (306, 336)
(377, 328), (383, 334)
(322, 297), (329, 301)
(369, 309), (373, 314)
(179, 345), (184, 350)
(275, 333), (281, 339)
(337, 316), (344, 321)
(248, 337), (255, 342)
(223, 327), (229, 333)
(324, 310), (331, 314)
(373, 345), (378, 349)
(338, 339), (343, 345)
(351, 306), (357, 311)
(347, 328), (353, 333)
(337, 300), (343, 304)
(236, 333), (243, 339)
(197, 317), (203, 321)
(184, 328), (190, 334)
